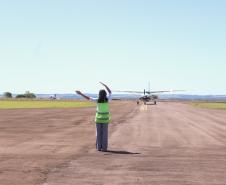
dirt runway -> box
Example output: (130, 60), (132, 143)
(0, 101), (226, 185)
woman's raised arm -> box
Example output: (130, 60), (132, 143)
(75, 90), (91, 100)
(100, 82), (111, 94)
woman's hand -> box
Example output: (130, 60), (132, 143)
(100, 82), (112, 94)
(75, 90), (82, 95)
(75, 90), (90, 100)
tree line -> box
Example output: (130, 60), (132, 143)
(2, 91), (36, 99)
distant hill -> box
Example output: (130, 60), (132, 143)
(159, 94), (226, 101)
(36, 93), (226, 101)
(1, 93), (226, 101)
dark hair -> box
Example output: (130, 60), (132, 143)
(97, 89), (108, 103)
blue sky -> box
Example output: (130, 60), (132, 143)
(0, 0), (225, 94)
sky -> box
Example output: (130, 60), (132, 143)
(0, 0), (226, 94)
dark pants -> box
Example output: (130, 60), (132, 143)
(96, 123), (108, 151)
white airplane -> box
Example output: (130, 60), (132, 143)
(116, 82), (184, 105)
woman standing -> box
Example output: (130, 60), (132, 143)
(76, 82), (112, 152)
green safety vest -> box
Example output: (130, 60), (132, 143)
(95, 102), (110, 123)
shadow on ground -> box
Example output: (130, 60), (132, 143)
(104, 150), (141, 155)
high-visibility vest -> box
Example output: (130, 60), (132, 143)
(95, 102), (110, 123)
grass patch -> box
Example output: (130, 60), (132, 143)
(0, 99), (95, 109)
(190, 102), (226, 110)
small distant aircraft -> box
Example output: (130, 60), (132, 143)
(49, 94), (57, 100)
(116, 82), (184, 105)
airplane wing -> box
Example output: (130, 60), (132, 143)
(114, 90), (144, 94)
(114, 90), (185, 94)
(147, 90), (185, 94)
(147, 90), (171, 94)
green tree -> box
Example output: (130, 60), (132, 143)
(3, 92), (12, 98)
(16, 94), (26, 98)
(25, 91), (36, 98)
(16, 91), (36, 99)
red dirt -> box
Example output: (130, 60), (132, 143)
(0, 101), (226, 185)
